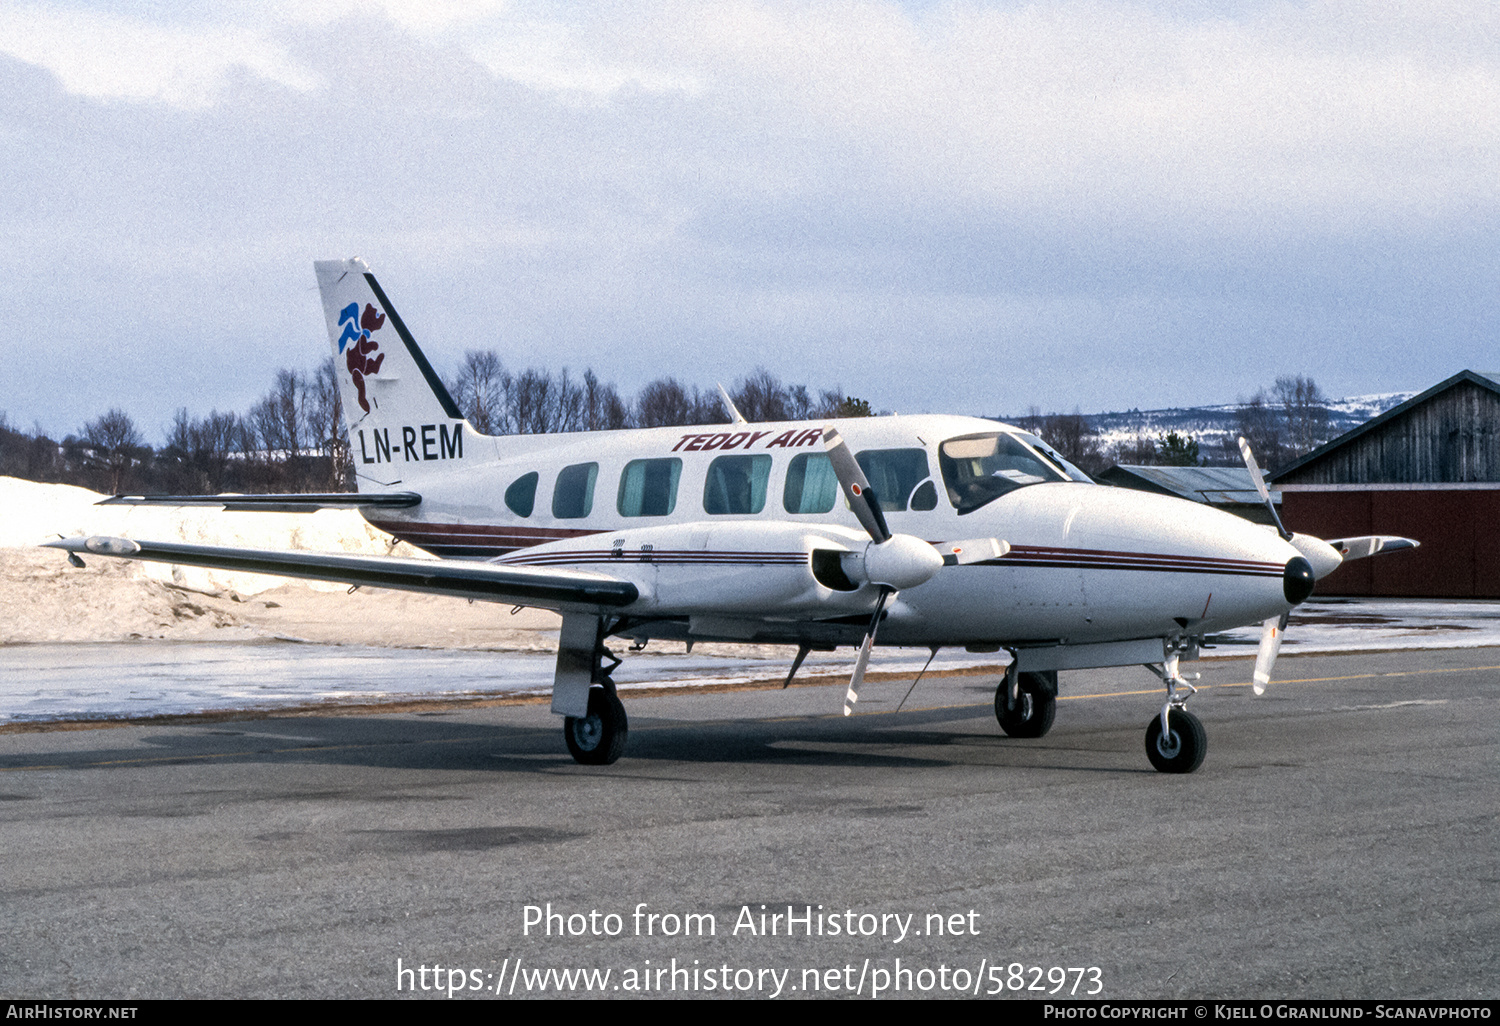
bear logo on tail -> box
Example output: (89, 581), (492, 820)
(338, 302), (387, 413)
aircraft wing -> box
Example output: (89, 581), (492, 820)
(96, 493), (421, 513)
(43, 536), (639, 613)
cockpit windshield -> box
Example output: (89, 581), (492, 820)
(938, 433), (1071, 514)
(1013, 431), (1095, 483)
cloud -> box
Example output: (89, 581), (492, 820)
(1, 1), (1496, 430)
(0, 4), (319, 108)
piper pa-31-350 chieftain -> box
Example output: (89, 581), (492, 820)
(49, 259), (1418, 773)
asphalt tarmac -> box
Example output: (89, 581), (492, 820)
(1, 647), (1495, 1000)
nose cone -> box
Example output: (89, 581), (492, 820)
(1283, 556), (1315, 605)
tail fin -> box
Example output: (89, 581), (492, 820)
(315, 259), (470, 485)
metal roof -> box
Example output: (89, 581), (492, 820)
(1100, 465), (1278, 505)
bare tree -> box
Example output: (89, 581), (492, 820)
(552, 369), (585, 433)
(1236, 390), (1285, 471)
(636, 377), (693, 428)
(1032, 411), (1107, 476)
(164, 408), (238, 493)
(581, 369), (631, 431)
(1113, 433), (1158, 465)
(251, 370), (306, 459)
(511, 368), (554, 434)
(81, 408), (145, 493)
(732, 368), (789, 422)
(1274, 374), (1329, 457)
(450, 350), (509, 434)
(308, 358), (350, 490)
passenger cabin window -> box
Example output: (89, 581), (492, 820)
(552, 463), (597, 519)
(704, 454), (771, 515)
(783, 452), (839, 514)
(854, 448), (933, 512)
(505, 472), (538, 518)
(618, 458), (682, 517)
(939, 433), (1067, 514)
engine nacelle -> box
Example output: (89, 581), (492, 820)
(840, 534), (946, 591)
(495, 520), (884, 616)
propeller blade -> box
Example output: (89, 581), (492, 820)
(1237, 436), (1292, 541)
(1325, 535), (1420, 562)
(1252, 612), (1288, 695)
(844, 587), (892, 715)
(844, 633), (876, 715)
(824, 427), (890, 543)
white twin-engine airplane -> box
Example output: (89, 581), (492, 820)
(49, 258), (1418, 773)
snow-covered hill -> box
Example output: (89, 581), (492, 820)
(998, 392), (1416, 455)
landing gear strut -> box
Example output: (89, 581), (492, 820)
(1142, 637), (1206, 774)
(554, 613), (629, 765)
(995, 665), (1057, 738)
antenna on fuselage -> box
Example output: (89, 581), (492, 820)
(717, 383), (748, 424)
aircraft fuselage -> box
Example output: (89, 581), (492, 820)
(358, 413), (1301, 652)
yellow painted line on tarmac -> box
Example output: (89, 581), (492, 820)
(1054, 663), (1500, 703)
(5, 663), (1495, 771)
(855, 662), (1500, 716)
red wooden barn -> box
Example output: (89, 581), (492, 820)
(1272, 370), (1500, 598)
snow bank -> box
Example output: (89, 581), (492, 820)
(0, 476), (427, 597)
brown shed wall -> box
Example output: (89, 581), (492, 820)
(1282, 489), (1500, 597)
(1279, 379), (1500, 485)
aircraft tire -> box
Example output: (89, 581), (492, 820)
(1145, 709), (1206, 774)
(995, 673), (1056, 738)
(564, 685), (629, 765)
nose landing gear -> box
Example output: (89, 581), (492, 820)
(1145, 707), (1206, 774)
(1143, 637), (1206, 774)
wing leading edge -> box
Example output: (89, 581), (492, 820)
(95, 493), (421, 513)
(43, 536), (638, 612)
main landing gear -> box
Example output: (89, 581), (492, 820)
(554, 614), (631, 766)
(994, 666), (1057, 738)
(564, 679), (629, 766)
(1143, 637), (1206, 774)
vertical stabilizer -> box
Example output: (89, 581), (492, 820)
(315, 259), (472, 486)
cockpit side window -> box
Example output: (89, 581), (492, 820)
(1014, 431), (1094, 483)
(939, 433), (1067, 514)
(854, 448), (932, 512)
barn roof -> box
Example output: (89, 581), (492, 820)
(1270, 370), (1500, 483)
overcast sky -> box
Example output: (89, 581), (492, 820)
(3, 0), (1496, 441)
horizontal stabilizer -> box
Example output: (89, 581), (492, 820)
(43, 536), (638, 612)
(96, 492), (422, 513)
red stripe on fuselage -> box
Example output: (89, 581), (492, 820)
(367, 520), (1286, 578)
